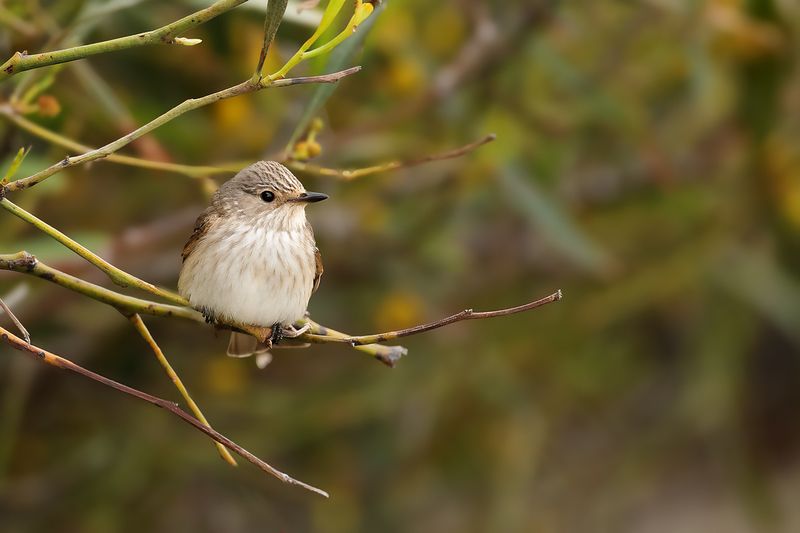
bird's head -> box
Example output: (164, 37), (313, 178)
(215, 161), (327, 228)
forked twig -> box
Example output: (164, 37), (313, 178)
(128, 313), (237, 467)
(0, 325), (328, 497)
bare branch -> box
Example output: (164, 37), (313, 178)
(303, 290), (563, 346)
(287, 134), (496, 180)
(0, 325), (328, 497)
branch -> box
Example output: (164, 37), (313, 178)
(0, 251), (409, 365)
(3, 67), (361, 193)
(0, 325), (328, 497)
(303, 290), (563, 345)
(0, 107), (492, 184)
(0, 252), (201, 322)
(302, 319), (408, 367)
(128, 313), (237, 467)
(287, 134), (497, 180)
(0, 198), (189, 306)
(0, 0), (248, 80)
(0, 250), (559, 366)
(0, 106), (241, 179)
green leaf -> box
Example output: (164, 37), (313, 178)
(284, 0), (386, 154)
(500, 164), (613, 275)
(1, 147), (30, 185)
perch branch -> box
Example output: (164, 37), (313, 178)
(0, 198), (189, 306)
(303, 290), (563, 345)
(0, 325), (328, 497)
(0, 0), (248, 80)
(0, 252), (201, 321)
(128, 313), (237, 467)
(0, 252), (409, 363)
(3, 67), (361, 193)
(287, 134), (497, 180)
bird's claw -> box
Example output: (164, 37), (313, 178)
(281, 323), (310, 339)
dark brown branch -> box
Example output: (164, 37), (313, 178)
(0, 325), (328, 497)
(303, 290), (563, 346)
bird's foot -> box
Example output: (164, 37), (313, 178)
(281, 323), (310, 339)
(200, 307), (216, 325)
(238, 324), (275, 348)
(269, 322), (283, 346)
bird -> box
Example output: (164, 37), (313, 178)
(178, 161), (327, 358)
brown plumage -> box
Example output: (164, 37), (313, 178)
(178, 161), (327, 358)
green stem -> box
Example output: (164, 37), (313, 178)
(0, 252), (200, 321)
(129, 313), (237, 467)
(0, 199), (189, 305)
(0, 0), (248, 81)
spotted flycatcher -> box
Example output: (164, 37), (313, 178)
(178, 161), (326, 357)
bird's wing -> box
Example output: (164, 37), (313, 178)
(312, 246), (323, 294)
(181, 209), (218, 263)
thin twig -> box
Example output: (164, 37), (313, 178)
(0, 198), (189, 306)
(0, 0), (248, 80)
(303, 290), (563, 345)
(128, 313), (237, 467)
(0, 297), (30, 343)
(3, 67), (361, 193)
(0, 325), (328, 497)
(287, 134), (497, 180)
(302, 319), (408, 367)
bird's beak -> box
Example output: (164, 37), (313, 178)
(290, 191), (329, 203)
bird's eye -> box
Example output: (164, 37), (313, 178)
(260, 191), (275, 203)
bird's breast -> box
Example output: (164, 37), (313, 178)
(178, 221), (316, 326)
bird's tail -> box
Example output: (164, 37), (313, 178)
(227, 332), (270, 358)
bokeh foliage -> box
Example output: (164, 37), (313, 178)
(1, 0), (800, 531)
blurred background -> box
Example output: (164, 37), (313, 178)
(1, 0), (800, 531)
